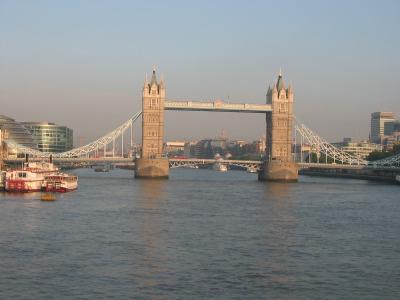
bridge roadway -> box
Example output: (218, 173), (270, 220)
(164, 100), (272, 113)
(4, 157), (385, 168)
(4, 157), (399, 174)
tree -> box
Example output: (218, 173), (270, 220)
(367, 143), (400, 161)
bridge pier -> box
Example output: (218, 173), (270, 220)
(258, 160), (298, 182)
(134, 158), (169, 179)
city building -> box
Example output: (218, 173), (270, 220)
(165, 141), (186, 157)
(21, 122), (73, 153)
(184, 141), (197, 158)
(0, 115), (39, 157)
(370, 112), (395, 143)
(333, 138), (382, 159)
(383, 120), (400, 137)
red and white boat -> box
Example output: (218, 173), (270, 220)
(5, 161), (59, 192)
(44, 173), (78, 193)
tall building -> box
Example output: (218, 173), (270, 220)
(370, 112), (395, 143)
(0, 115), (39, 157)
(21, 122), (73, 153)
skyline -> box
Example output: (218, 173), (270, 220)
(1, 0), (400, 145)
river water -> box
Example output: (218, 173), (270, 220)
(0, 168), (399, 299)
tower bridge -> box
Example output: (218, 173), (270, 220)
(136, 69), (297, 181)
(2, 68), (400, 182)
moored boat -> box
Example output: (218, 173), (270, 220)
(94, 164), (110, 172)
(44, 173), (78, 193)
(5, 161), (59, 192)
(246, 166), (258, 173)
(213, 162), (228, 172)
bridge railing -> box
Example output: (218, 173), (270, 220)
(294, 120), (368, 166)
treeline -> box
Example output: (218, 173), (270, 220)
(367, 144), (400, 161)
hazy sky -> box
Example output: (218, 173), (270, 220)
(1, 0), (399, 145)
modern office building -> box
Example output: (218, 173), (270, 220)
(21, 122), (73, 153)
(383, 120), (400, 137)
(370, 112), (395, 144)
(0, 115), (39, 157)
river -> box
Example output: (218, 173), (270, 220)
(0, 168), (399, 299)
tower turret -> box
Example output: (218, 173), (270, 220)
(260, 71), (298, 181)
(136, 68), (169, 178)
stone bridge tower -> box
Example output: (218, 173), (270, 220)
(259, 71), (298, 181)
(135, 69), (169, 178)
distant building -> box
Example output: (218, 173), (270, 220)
(165, 141), (186, 156)
(194, 138), (228, 159)
(0, 115), (39, 157)
(333, 138), (382, 159)
(21, 122), (73, 153)
(370, 112), (395, 143)
(383, 120), (400, 137)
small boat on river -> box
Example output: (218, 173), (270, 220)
(41, 193), (56, 201)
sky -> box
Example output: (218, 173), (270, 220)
(1, 0), (399, 145)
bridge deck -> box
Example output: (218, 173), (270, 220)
(165, 100), (271, 113)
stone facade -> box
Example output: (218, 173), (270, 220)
(135, 69), (169, 178)
(141, 70), (165, 159)
(259, 72), (298, 181)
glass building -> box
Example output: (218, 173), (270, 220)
(21, 122), (73, 153)
(0, 115), (39, 156)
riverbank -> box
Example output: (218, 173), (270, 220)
(300, 166), (400, 184)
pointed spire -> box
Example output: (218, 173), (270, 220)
(288, 81), (293, 94)
(276, 70), (285, 91)
(279, 67), (282, 77)
(159, 73), (165, 88)
(144, 72), (148, 85)
(272, 82), (278, 94)
(150, 68), (158, 86)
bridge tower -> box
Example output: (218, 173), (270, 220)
(135, 69), (169, 178)
(259, 71), (298, 181)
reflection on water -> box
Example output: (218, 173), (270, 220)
(135, 179), (169, 291)
(265, 181), (294, 199)
(136, 179), (167, 208)
(0, 169), (399, 299)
